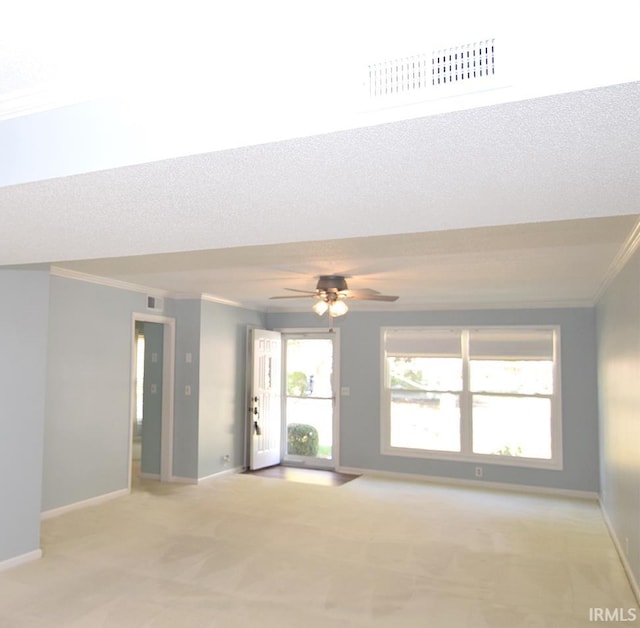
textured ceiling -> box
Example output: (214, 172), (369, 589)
(3, 80), (640, 311)
(1, 4), (639, 312)
(56, 215), (638, 311)
(3, 82), (640, 265)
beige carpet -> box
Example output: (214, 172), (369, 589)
(0, 473), (637, 627)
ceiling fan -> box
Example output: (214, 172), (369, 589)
(270, 275), (399, 318)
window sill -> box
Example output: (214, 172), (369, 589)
(381, 445), (563, 471)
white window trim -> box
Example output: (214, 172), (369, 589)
(380, 325), (563, 471)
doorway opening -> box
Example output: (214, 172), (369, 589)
(129, 314), (176, 488)
(132, 323), (145, 479)
(282, 331), (339, 470)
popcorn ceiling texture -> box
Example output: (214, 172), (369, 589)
(1, 82), (638, 310)
(2, 82), (638, 267)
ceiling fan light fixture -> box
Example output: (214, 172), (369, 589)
(270, 274), (397, 319)
(328, 299), (348, 317)
(312, 300), (329, 316)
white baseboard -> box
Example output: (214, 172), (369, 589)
(337, 466), (599, 500)
(142, 473), (203, 484)
(198, 466), (243, 483)
(600, 502), (640, 606)
(170, 475), (198, 485)
(0, 549), (42, 572)
(41, 488), (129, 520)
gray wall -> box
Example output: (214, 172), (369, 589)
(198, 301), (264, 478)
(43, 276), (148, 511)
(42, 279), (264, 504)
(267, 307), (600, 492)
(0, 270), (50, 563)
(172, 299), (201, 481)
(160, 298), (264, 481)
(597, 247), (640, 587)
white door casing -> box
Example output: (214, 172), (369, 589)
(249, 328), (282, 470)
(129, 313), (175, 486)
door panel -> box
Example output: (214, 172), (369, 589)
(249, 328), (282, 470)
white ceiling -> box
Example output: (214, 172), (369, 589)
(1, 3), (639, 312)
(55, 215), (639, 311)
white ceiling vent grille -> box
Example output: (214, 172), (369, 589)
(365, 38), (500, 108)
(368, 55), (430, 98)
(432, 39), (495, 86)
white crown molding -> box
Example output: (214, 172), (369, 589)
(200, 293), (247, 308)
(50, 266), (596, 313)
(50, 266), (170, 297)
(266, 298), (595, 315)
(593, 216), (640, 304)
(390, 299), (595, 311)
(175, 292), (248, 309)
(50, 267), (259, 311)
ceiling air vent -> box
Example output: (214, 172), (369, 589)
(365, 38), (498, 106)
(368, 54), (430, 98)
(432, 39), (495, 86)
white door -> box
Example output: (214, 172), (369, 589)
(249, 328), (282, 470)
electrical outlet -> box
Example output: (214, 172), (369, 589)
(475, 466), (483, 478)
(223, 454), (230, 466)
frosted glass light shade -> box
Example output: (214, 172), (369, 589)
(328, 300), (348, 317)
(312, 300), (329, 315)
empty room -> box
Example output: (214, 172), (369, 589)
(1, 2), (639, 626)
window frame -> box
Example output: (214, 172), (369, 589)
(380, 325), (563, 470)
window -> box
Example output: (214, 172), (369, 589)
(381, 326), (562, 469)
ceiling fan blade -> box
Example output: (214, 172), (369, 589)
(350, 294), (399, 302)
(269, 294), (316, 300)
(284, 288), (318, 295)
(343, 288), (381, 297)
(273, 276), (398, 304)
